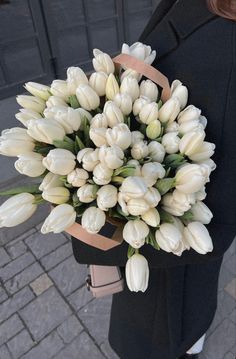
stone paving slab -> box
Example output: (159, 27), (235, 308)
(6, 329), (35, 359)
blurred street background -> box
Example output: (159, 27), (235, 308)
(0, 0), (235, 358)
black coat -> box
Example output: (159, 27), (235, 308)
(71, 0), (236, 358)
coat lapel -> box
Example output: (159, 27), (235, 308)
(139, 0), (218, 61)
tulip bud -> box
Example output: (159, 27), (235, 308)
(67, 168), (89, 187)
(27, 118), (66, 145)
(131, 141), (149, 160)
(165, 121), (179, 133)
(162, 189), (195, 216)
(179, 130), (205, 156)
(113, 93), (133, 116)
(141, 162), (165, 187)
(120, 68), (142, 82)
(141, 208), (160, 227)
(24, 82), (51, 101)
(195, 186), (207, 201)
(175, 164), (208, 194)
(162, 132), (180, 154)
(42, 148), (76, 175)
(67, 66), (88, 93)
(0, 127), (35, 157)
(46, 96), (68, 108)
(90, 113), (108, 129)
(122, 42), (156, 64)
(188, 142), (215, 162)
(190, 201), (213, 224)
(0, 193), (37, 228)
(123, 219), (149, 248)
(155, 223), (184, 255)
(39, 172), (64, 191)
(146, 120), (161, 139)
(89, 71), (108, 96)
(143, 187), (161, 208)
(126, 159), (142, 176)
(77, 184), (97, 203)
(97, 184), (118, 211)
(177, 105), (201, 124)
(133, 96), (151, 116)
(103, 101), (124, 127)
(15, 109), (42, 128)
(93, 163), (113, 185)
(130, 131), (144, 146)
(98, 145), (124, 169)
(14, 152), (46, 177)
(120, 77), (140, 102)
(105, 73), (120, 100)
(77, 148), (99, 171)
(106, 123), (131, 150)
(16, 95), (45, 113)
(184, 221), (213, 254)
(140, 79), (158, 102)
(148, 141), (165, 163)
(170, 80), (188, 109)
(93, 49), (115, 74)
(82, 206), (106, 234)
(46, 106), (82, 134)
(76, 84), (100, 111)
(120, 176), (148, 199)
(126, 198), (150, 215)
(50, 80), (71, 101)
(90, 127), (108, 147)
(139, 102), (159, 125)
(41, 204), (76, 233)
(158, 97), (180, 123)
(42, 186), (70, 204)
(178, 120), (204, 135)
(125, 253), (149, 292)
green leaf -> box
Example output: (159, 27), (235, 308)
(34, 145), (54, 155)
(64, 135), (75, 145)
(159, 208), (175, 224)
(113, 165), (136, 177)
(53, 140), (75, 153)
(164, 154), (187, 169)
(69, 95), (80, 109)
(0, 185), (42, 196)
(157, 99), (163, 109)
(75, 135), (85, 150)
(179, 210), (194, 222)
(127, 245), (135, 259)
(147, 230), (160, 250)
(155, 178), (175, 195)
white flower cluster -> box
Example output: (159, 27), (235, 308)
(0, 42), (216, 293)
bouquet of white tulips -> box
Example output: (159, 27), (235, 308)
(0, 42), (216, 292)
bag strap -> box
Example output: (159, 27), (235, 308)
(112, 53), (171, 102)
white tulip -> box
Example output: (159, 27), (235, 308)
(77, 148), (100, 171)
(199, 115), (207, 129)
(42, 187), (70, 204)
(123, 219), (149, 248)
(67, 168), (89, 187)
(0, 128), (35, 157)
(126, 159), (142, 176)
(133, 96), (151, 116)
(196, 159), (216, 172)
(122, 42), (156, 65)
(42, 148), (76, 175)
(0, 193), (37, 228)
(146, 120), (162, 139)
(98, 145), (124, 169)
(39, 172), (64, 191)
(106, 123), (131, 150)
(155, 223), (184, 256)
(93, 49), (115, 74)
(93, 163), (113, 185)
(45, 106), (82, 134)
(27, 118), (66, 145)
(113, 93), (133, 115)
(165, 121), (179, 133)
(130, 131), (144, 146)
(139, 102), (159, 125)
(120, 176), (148, 199)
(16, 95), (45, 113)
(125, 253), (149, 292)
(190, 201), (213, 224)
(82, 206), (106, 234)
(126, 198), (150, 216)
(189, 142), (215, 162)
(162, 189), (195, 216)
(143, 187), (161, 208)
(24, 82), (51, 101)
(50, 80), (71, 101)
(46, 96), (68, 108)
(178, 120), (204, 135)
(179, 130), (205, 156)
(41, 204), (76, 233)
(195, 186), (207, 201)
(140, 79), (158, 102)
(175, 164), (208, 194)
(76, 84), (100, 111)
(141, 208), (160, 227)
(77, 184), (97, 203)
(120, 77), (140, 102)
(131, 141), (149, 160)
(162, 132), (180, 154)
(15, 109), (42, 128)
(148, 141), (165, 163)
(89, 71), (108, 96)
(141, 162), (165, 187)
(177, 105), (201, 124)
(90, 113), (108, 129)
(120, 68), (142, 82)
(97, 184), (118, 211)
(105, 73), (120, 100)
(170, 80), (188, 109)
(90, 127), (108, 147)
(158, 97), (181, 123)
(184, 222), (213, 254)
(168, 215), (186, 235)
(117, 192), (129, 215)
(14, 152), (46, 177)
(67, 66), (88, 93)
(103, 101), (124, 128)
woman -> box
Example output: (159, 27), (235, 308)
(72, 0), (236, 358)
